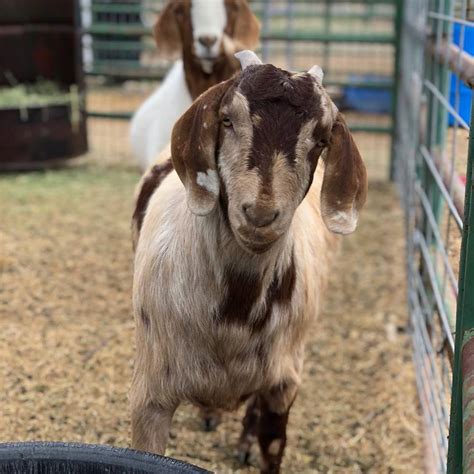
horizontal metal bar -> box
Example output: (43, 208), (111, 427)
(427, 12), (474, 28)
(259, 31), (396, 43)
(420, 145), (464, 230)
(83, 25), (395, 43)
(348, 124), (392, 133)
(426, 37), (474, 89)
(85, 64), (167, 79)
(414, 230), (455, 352)
(87, 111), (131, 120)
(325, 79), (393, 89)
(431, 150), (466, 220)
(87, 5), (395, 21)
(416, 183), (459, 293)
(89, 4), (156, 14)
(424, 80), (470, 130)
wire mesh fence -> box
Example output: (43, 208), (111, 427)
(393, 0), (474, 471)
(79, 0), (398, 179)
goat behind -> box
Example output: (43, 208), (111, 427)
(129, 0), (260, 170)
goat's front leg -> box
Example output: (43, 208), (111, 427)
(257, 381), (298, 474)
(237, 395), (260, 464)
(131, 400), (176, 455)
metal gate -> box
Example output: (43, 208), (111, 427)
(393, 0), (474, 471)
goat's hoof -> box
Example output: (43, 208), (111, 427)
(202, 416), (219, 432)
(237, 448), (251, 465)
(237, 436), (255, 465)
(198, 407), (222, 432)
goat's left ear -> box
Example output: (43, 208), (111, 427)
(233, 0), (261, 49)
(320, 113), (368, 234)
(171, 80), (233, 216)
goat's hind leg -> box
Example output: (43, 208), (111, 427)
(131, 400), (177, 455)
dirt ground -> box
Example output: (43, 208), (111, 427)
(0, 153), (423, 473)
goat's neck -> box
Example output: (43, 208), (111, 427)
(182, 50), (240, 100)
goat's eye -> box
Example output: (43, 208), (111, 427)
(222, 117), (232, 127)
(317, 139), (328, 148)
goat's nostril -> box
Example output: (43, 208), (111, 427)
(198, 35), (218, 48)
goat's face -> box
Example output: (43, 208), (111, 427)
(172, 52), (367, 254)
(153, 0), (260, 74)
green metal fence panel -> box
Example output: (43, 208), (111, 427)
(448, 97), (474, 473)
(81, 0), (399, 179)
(394, 0), (474, 471)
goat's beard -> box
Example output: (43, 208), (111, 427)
(200, 59), (214, 74)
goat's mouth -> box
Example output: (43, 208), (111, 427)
(234, 228), (281, 254)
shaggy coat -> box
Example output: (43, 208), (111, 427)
(131, 56), (367, 473)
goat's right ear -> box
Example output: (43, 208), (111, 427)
(153, 1), (181, 57)
(171, 80), (233, 216)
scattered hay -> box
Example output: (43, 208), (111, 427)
(0, 160), (423, 472)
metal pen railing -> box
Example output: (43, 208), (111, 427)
(393, 1), (474, 471)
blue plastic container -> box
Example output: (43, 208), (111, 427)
(342, 75), (392, 114)
(448, 23), (474, 126)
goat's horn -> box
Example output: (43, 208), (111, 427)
(308, 65), (324, 83)
(235, 50), (262, 70)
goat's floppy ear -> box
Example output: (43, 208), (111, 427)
(171, 80), (233, 216)
(153, 1), (181, 57)
(233, 0), (261, 49)
(320, 113), (367, 234)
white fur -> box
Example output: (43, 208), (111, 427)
(130, 61), (193, 170)
(196, 169), (219, 195)
(191, 0), (227, 61)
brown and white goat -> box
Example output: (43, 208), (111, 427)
(130, 51), (367, 473)
(130, 0), (260, 170)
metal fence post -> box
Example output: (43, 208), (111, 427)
(389, 0), (404, 181)
(447, 96), (474, 473)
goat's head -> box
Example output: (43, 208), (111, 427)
(171, 51), (367, 254)
(153, 0), (260, 74)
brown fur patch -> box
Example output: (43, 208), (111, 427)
(238, 65), (327, 194)
(267, 253), (296, 306)
(218, 266), (263, 326)
(133, 159), (173, 243)
(140, 307), (150, 329)
(257, 393), (293, 474)
(218, 253), (295, 330)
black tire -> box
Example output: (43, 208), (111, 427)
(0, 441), (211, 473)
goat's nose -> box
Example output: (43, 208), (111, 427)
(198, 35), (218, 49)
(242, 203), (280, 228)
